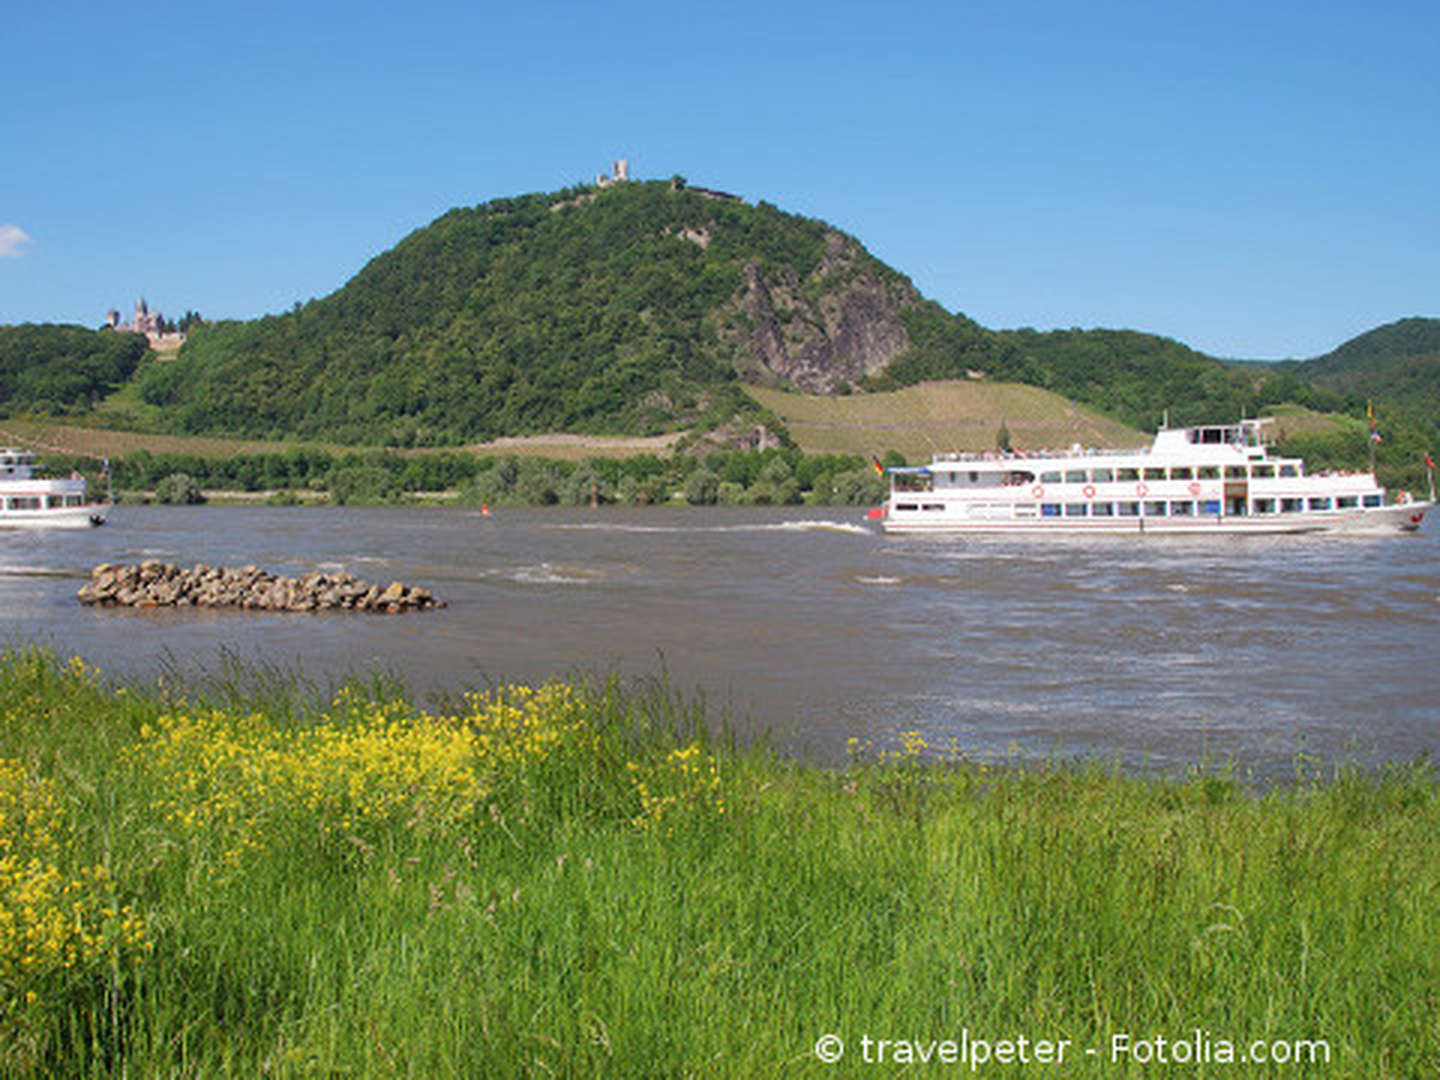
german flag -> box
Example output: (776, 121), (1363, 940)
(871, 455), (885, 476)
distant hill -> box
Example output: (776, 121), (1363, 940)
(0, 324), (149, 417)
(1297, 317), (1440, 380)
(1291, 317), (1440, 443)
(131, 173), (1316, 445)
(136, 180), (989, 445)
(5, 175), (1435, 457)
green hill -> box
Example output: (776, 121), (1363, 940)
(1291, 318), (1440, 470)
(135, 180), (976, 445)
(0, 324), (149, 417)
(4, 176), (1435, 466)
(1298, 316), (1440, 380)
(132, 172), (1301, 446)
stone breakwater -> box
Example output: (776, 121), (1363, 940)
(77, 562), (445, 614)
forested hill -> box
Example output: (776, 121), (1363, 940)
(0, 324), (148, 417)
(1297, 317), (1440, 380)
(1287, 317), (1440, 435)
(137, 180), (995, 444)
(130, 174), (1350, 445)
(5, 177), (1433, 450)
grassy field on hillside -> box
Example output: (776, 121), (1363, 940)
(746, 380), (1146, 459)
(1, 646), (1435, 1077)
(0, 420), (683, 463)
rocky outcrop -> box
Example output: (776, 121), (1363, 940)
(720, 232), (920, 393)
(77, 562), (445, 614)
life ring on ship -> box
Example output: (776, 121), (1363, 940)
(1136, 482), (1149, 498)
(1032, 485), (1045, 499)
(1082, 484), (1096, 499)
(1188, 481), (1201, 496)
(1397, 490), (1413, 505)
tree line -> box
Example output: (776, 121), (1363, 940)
(42, 447), (892, 507)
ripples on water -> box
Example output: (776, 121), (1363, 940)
(1, 506), (1436, 773)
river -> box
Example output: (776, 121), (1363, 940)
(2, 505), (1437, 772)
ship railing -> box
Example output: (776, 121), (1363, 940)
(931, 447), (1153, 463)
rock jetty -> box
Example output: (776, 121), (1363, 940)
(77, 562), (445, 614)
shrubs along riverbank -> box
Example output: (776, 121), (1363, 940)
(0, 646), (1435, 1076)
(43, 446), (892, 507)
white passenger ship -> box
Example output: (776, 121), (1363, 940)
(881, 419), (1433, 535)
(0, 448), (108, 528)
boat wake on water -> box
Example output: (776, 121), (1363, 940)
(544, 519), (872, 536)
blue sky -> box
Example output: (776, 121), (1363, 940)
(3, 0), (1435, 358)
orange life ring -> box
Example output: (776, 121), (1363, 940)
(1136, 482), (1149, 498)
(1083, 484), (1096, 499)
(1188, 481), (1201, 496)
(1032, 484), (1045, 499)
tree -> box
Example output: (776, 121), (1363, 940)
(154, 473), (205, 505)
(684, 468), (719, 505)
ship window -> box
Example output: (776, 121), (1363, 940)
(1170, 501), (1194, 516)
(1281, 498), (1302, 512)
(1279, 464), (1298, 478)
(896, 503), (918, 512)
(1117, 467), (1140, 482)
(1252, 465), (1275, 478)
(1064, 503), (1088, 517)
(894, 473), (933, 492)
(1143, 467), (1166, 481)
(1013, 503), (1037, 518)
(1091, 467), (1114, 483)
(1253, 499), (1276, 514)
(1065, 469), (1087, 483)
(1169, 467), (1194, 480)
(1092, 502), (1114, 517)
(65, 495), (85, 507)
(7, 497), (41, 511)
(1363, 494), (1382, 508)
(1041, 503), (1061, 517)
(1117, 501), (1140, 517)
(1308, 497), (1332, 511)
(923, 503), (945, 511)
(1198, 466), (1220, 480)
(1040, 471), (1061, 484)
(1225, 466), (1247, 479)
(1144, 501), (1167, 517)
(1202, 500), (1221, 515)
(1337, 496), (1359, 509)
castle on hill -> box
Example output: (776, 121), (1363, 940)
(104, 297), (185, 348)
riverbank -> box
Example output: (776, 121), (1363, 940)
(1, 646), (1435, 1077)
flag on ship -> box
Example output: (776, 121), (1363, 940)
(871, 455), (885, 476)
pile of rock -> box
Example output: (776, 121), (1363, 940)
(77, 561), (445, 614)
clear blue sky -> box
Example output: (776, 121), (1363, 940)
(3, 0), (1435, 359)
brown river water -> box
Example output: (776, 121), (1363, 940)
(2, 504), (1438, 772)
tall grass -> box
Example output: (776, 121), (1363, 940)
(0, 645), (1435, 1077)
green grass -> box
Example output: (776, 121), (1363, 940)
(0, 646), (1436, 1077)
(745, 380), (1147, 459)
